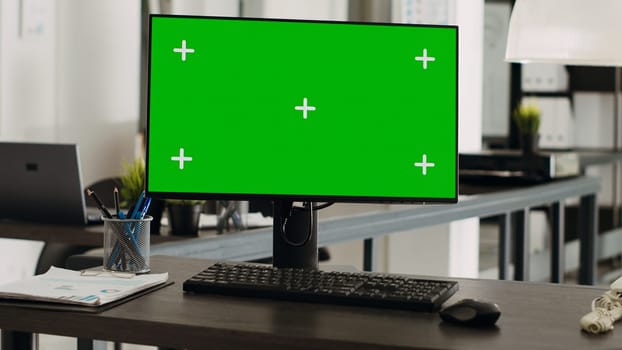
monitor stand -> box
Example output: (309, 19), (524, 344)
(272, 200), (318, 269)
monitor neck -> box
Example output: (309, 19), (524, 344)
(272, 200), (318, 269)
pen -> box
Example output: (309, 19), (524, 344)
(138, 197), (152, 220)
(129, 196), (151, 242)
(113, 187), (120, 217)
(129, 191), (146, 219)
(86, 188), (113, 218)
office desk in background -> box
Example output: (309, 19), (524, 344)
(0, 221), (186, 274)
(0, 176), (601, 285)
(0, 255), (620, 350)
(0, 221), (187, 246)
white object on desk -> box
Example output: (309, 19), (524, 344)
(0, 266), (168, 306)
(580, 275), (622, 333)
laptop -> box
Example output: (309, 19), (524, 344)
(0, 142), (101, 225)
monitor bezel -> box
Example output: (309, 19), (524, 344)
(145, 14), (459, 204)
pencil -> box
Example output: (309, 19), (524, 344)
(113, 187), (121, 217)
(86, 188), (113, 218)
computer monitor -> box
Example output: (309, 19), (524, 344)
(146, 15), (458, 268)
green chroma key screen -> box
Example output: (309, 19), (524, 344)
(146, 15), (458, 203)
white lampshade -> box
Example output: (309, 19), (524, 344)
(505, 0), (622, 66)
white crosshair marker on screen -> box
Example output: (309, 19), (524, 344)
(414, 154), (435, 175)
(173, 40), (195, 61)
(294, 97), (316, 119)
(415, 48), (436, 70)
(171, 148), (193, 170)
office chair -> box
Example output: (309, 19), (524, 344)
(84, 177), (123, 209)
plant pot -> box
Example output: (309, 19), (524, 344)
(520, 133), (539, 156)
(168, 203), (202, 236)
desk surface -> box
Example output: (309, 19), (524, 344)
(0, 221), (185, 246)
(0, 255), (618, 350)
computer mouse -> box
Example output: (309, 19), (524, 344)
(439, 299), (501, 327)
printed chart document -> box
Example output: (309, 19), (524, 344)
(0, 267), (169, 307)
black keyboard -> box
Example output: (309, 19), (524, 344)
(183, 262), (458, 312)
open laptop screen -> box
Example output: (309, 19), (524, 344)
(0, 142), (90, 225)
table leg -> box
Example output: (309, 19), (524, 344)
(579, 194), (598, 285)
(363, 238), (378, 272)
(1, 330), (36, 350)
(513, 209), (530, 281)
(550, 202), (565, 283)
(498, 213), (511, 280)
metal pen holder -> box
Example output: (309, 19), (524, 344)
(103, 216), (152, 274)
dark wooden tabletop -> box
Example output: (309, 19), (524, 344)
(0, 221), (185, 246)
(0, 255), (619, 350)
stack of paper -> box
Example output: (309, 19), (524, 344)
(0, 267), (168, 307)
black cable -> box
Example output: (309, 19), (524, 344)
(280, 202), (315, 247)
(292, 202), (335, 211)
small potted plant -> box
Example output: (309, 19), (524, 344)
(119, 158), (145, 206)
(119, 158), (165, 234)
(513, 101), (541, 155)
(166, 199), (205, 236)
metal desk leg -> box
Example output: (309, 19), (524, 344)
(363, 238), (378, 272)
(551, 202), (565, 283)
(579, 194), (598, 285)
(77, 338), (93, 350)
(498, 213), (511, 280)
(513, 209), (530, 281)
(1, 330), (37, 350)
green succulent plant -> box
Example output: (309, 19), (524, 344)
(119, 158), (145, 207)
(513, 102), (541, 135)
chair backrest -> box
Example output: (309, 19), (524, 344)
(84, 177), (123, 209)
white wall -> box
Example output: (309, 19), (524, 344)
(243, 0), (348, 20)
(482, 2), (511, 138)
(0, 0), (141, 186)
(0, 0), (57, 141)
(449, 0), (483, 278)
(168, 0), (240, 15)
(56, 0), (140, 186)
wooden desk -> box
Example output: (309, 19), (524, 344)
(0, 255), (619, 350)
(0, 221), (186, 274)
(0, 221), (185, 246)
